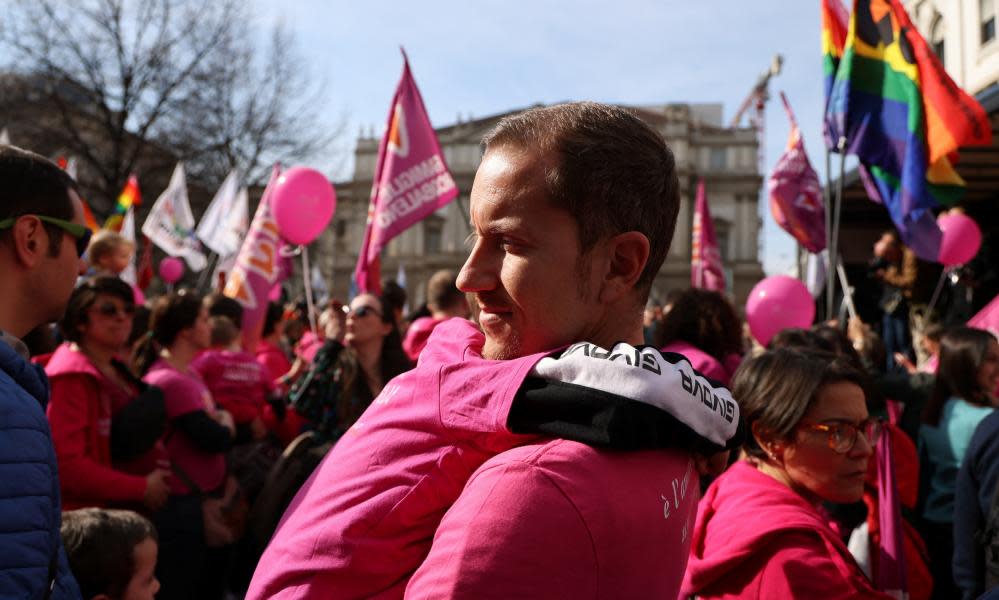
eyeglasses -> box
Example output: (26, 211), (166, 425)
(0, 214), (92, 257)
(798, 417), (882, 454)
(348, 305), (382, 319)
(94, 301), (136, 318)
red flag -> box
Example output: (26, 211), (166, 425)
(691, 179), (725, 291)
(137, 235), (154, 291)
(768, 93), (826, 253)
(875, 426), (907, 596)
(354, 50), (458, 294)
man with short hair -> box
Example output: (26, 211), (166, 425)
(0, 145), (87, 598)
(247, 103), (737, 599)
(402, 269), (469, 361)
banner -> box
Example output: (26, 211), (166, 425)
(223, 165), (292, 352)
(197, 170), (248, 257)
(691, 179), (725, 291)
(141, 163), (207, 271)
(354, 51), (458, 294)
(769, 93), (826, 253)
(876, 426), (907, 598)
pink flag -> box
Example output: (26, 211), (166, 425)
(768, 93), (827, 253)
(876, 426), (907, 598)
(223, 165), (292, 352)
(969, 293), (999, 337)
(691, 179), (725, 291)
(354, 50), (458, 295)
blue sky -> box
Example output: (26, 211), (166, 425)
(256, 0), (835, 275)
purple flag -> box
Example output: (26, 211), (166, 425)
(768, 93), (826, 253)
(354, 50), (458, 294)
(223, 165), (292, 352)
(876, 425), (907, 598)
(691, 179), (725, 291)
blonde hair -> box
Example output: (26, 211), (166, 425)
(87, 230), (134, 265)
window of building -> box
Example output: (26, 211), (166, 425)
(424, 218), (443, 255)
(983, 0), (996, 45)
(709, 147), (727, 171)
(931, 16), (945, 64)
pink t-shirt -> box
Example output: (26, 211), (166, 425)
(192, 350), (273, 425)
(402, 316), (445, 362)
(246, 320), (548, 600)
(143, 358), (226, 495)
(256, 339), (292, 383)
(406, 440), (699, 599)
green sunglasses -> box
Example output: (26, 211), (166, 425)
(0, 214), (92, 257)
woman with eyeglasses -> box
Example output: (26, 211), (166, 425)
(132, 290), (236, 600)
(680, 349), (890, 599)
(288, 292), (411, 442)
(918, 326), (999, 599)
(45, 276), (171, 512)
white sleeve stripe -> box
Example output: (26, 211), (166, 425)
(530, 342), (739, 447)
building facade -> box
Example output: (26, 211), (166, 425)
(311, 102), (764, 309)
(905, 0), (999, 95)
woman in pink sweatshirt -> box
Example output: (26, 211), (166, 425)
(681, 349), (893, 599)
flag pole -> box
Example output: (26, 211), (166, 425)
(301, 246), (319, 333)
(828, 137), (847, 323)
(824, 148), (834, 319)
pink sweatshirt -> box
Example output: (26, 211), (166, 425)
(680, 461), (892, 599)
(407, 440), (698, 599)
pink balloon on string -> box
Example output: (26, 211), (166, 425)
(158, 257), (184, 284)
(271, 167), (336, 245)
(937, 213), (982, 266)
(745, 275), (816, 346)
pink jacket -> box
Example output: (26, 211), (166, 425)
(248, 320), (739, 599)
(407, 440), (699, 599)
(661, 340), (739, 387)
(680, 461), (892, 599)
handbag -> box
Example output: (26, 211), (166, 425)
(109, 359), (167, 462)
(171, 460), (249, 548)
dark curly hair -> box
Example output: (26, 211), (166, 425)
(657, 288), (743, 360)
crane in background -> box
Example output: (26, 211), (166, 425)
(729, 54), (783, 173)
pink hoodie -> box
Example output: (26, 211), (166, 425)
(680, 461), (892, 599)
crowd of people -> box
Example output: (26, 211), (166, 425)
(0, 103), (997, 600)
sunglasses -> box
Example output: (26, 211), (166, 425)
(348, 305), (382, 319)
(798, 417), (882, 454)
(0, 214), (92, 257)
(94, 301), (136, 318)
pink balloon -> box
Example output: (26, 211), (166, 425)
(745, 275), (816, 346)
(158, 257), (185, 284)
(271, 167), (336, 245)
(937, 213), (982, 266)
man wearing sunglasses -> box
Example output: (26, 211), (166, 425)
(0, 145), (87, 599)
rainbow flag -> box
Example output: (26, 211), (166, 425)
(826, 0), (991, 261)
(104, 174), (142, 232)
(821, 0), (849, 149)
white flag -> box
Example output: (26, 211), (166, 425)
(119, 207), (137, 286)
(141, 163), (207, 271)
(64, 157), (78, 181)
(806, 250), (828, 299)
(196, 170), (246, 256)
(0, 128), (9, 145)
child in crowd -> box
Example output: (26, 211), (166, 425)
(61, 508), (160, 600)
(87, 231), (134, 277)
(192, 316), (276, 442)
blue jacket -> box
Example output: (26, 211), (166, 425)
(954, 410), (999, 600)
(0, 339), (80, 599)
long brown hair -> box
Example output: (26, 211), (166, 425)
(924, 327), (998, 426)
(131, 290), (204, 375)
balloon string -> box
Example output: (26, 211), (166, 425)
(280, 245), (302, 257)
(301, 246), (318, 334)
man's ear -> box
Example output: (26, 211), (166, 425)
(596, 231), (650, 304)
(10, 216), (50, 268)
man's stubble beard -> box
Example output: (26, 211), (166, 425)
(482, 329), (523, 360)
